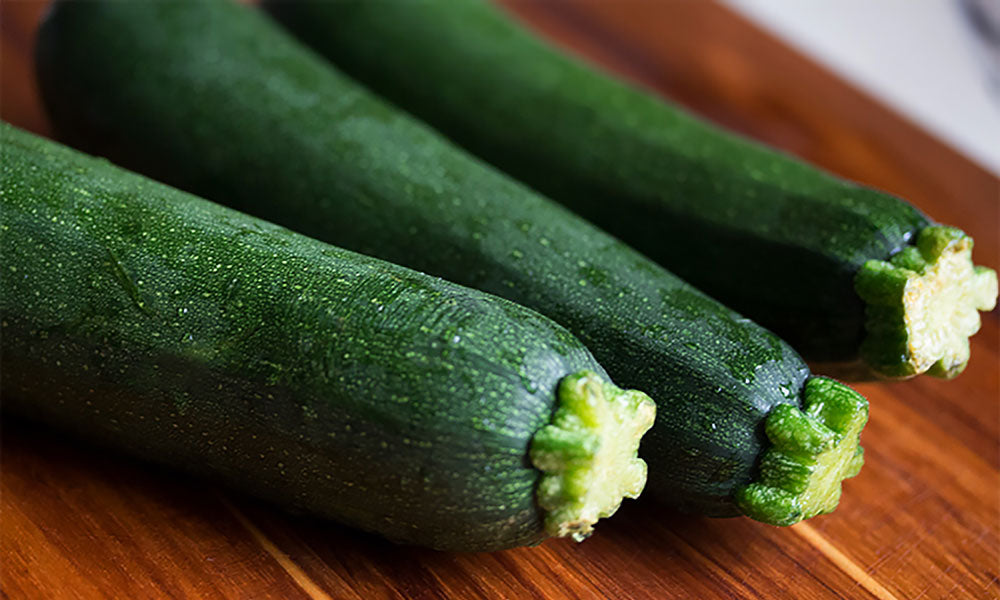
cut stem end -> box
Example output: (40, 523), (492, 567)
(530, 370), (655, 541)
(735, 377), (868, 526)
(855, 225), (998, 380)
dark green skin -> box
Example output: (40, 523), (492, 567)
(36, 0), (811, 517)
(0, 122), (610, 552)
(265, 0), (932, 364)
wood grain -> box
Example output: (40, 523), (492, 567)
(2, 1), (998, 598)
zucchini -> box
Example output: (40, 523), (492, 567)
(0, 122), (657, 552)
(35, 0), (869, 525)
(265, 0), (998, 380)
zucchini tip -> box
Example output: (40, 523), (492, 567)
(855, 225), (998, 380)
(529, 370), (655, 541)
(735, 377), (868, 526)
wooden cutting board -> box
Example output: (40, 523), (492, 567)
(2, 1), (997, 598)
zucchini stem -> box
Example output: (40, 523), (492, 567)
(735, 377), (868, 526)
(855, 226), (998, 379)
(530, 371), (655, 541)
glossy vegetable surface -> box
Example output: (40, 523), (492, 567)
(266, 0), (997, 380)
(1, 122), (656, 551)
(36, 0), (868, 524)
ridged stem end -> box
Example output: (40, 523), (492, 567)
(735, 377), (868, 526)
(855, 226), (998, 379)
(530, 370), (655, 541)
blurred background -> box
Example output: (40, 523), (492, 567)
(725, 0), (1000, 176)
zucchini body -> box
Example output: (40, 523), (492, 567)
(1, 123), (655, 552)
(265, 0), (997, 379)
(35, 0), (867, 523)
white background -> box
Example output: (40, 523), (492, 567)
(722, 0), (1000, 176)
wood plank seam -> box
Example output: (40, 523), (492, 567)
(792, 522), (899, 600)
(218, 495), (335, 600)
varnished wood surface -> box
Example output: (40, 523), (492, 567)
(2, 1), (998, 598)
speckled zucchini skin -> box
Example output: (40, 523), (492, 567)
(0, 123), (615, 552)
(35, 0), (817, 518)
(264, 0), (933, 366)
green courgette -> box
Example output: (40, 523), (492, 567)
(265, 0), (997, 380)
(35, 0), (869, 525)
(0, 122), (657, 552)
